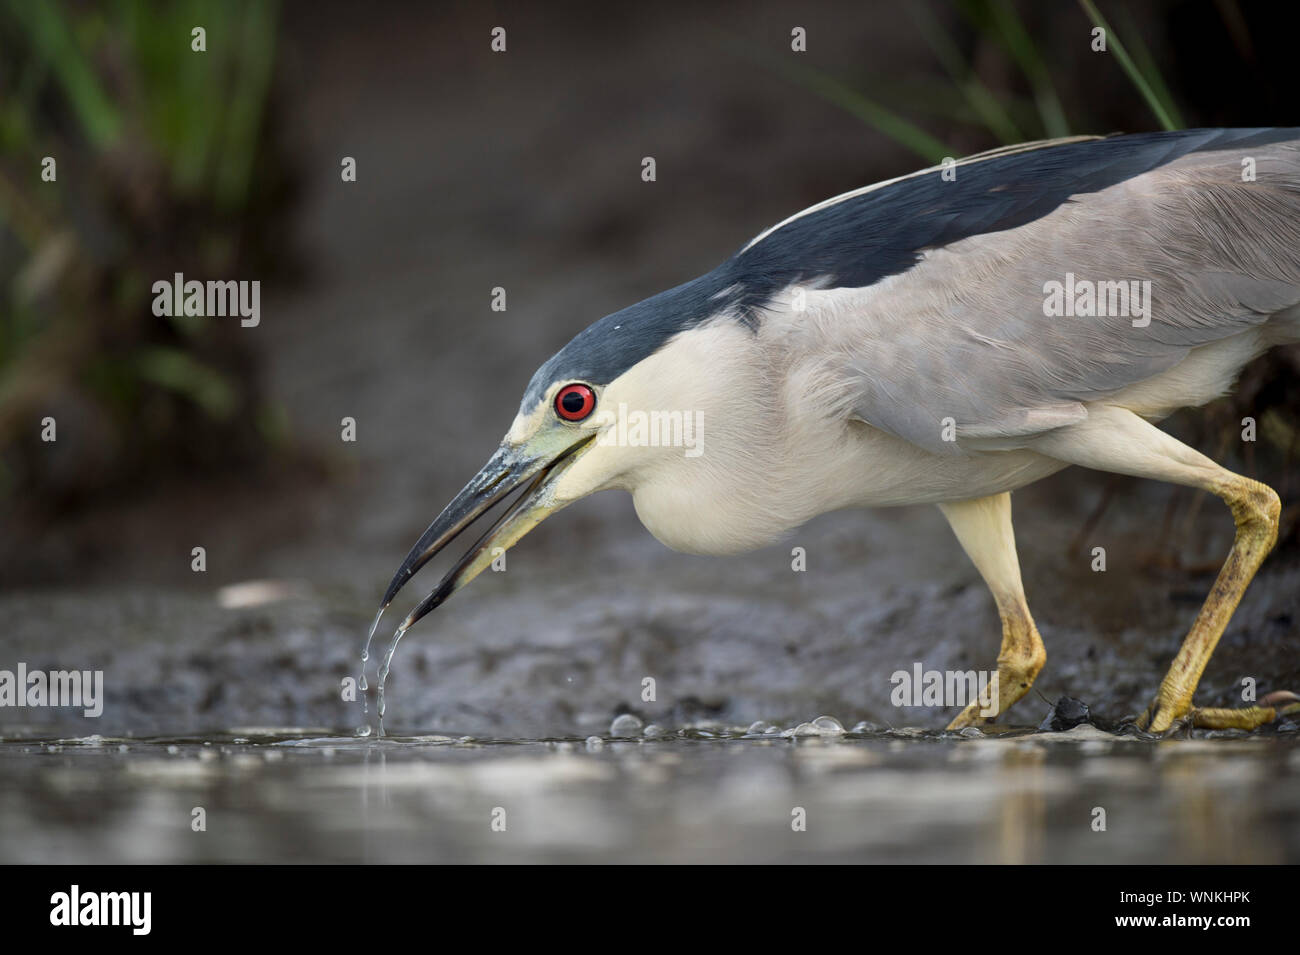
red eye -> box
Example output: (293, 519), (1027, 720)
(555, 383), (596, 421)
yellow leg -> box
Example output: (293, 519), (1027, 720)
(1142, 474), (1280, 731)
(939, 493), (1046, 729)
(1032, 405), (1287, 734)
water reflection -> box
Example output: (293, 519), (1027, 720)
(1, 726), (1296, 863)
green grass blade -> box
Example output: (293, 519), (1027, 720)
(1078, 0), (1180, 130)
(5, 0), (122, 147)
(215, 0), (280, 207)
(776, 59), (953, 163)
(971, 0), (1071, 138)
(909, 1), (1023, 143)
(1111, 5), (1185, 129)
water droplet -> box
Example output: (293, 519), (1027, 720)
(746, 720), (770, 735)
(354, 725), (372, 738)
(643, 723), (666, 738)
(851, 720), (887, 734)
(811, 715), (845, 736)
(585, 736), (604, 751)
(610, 714), (643, 737)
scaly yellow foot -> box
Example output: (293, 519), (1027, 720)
(1140, 689), (1300, 732)
(1191, 690), (1300, 730)
(946, 609), (1046, 730)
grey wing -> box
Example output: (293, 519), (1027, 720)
(839, 140), (1300, 454)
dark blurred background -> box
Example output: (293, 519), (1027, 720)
(1, 0), (1297, 736)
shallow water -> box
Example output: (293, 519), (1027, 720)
(3, 724), (1297, 863)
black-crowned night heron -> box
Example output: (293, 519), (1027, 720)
(367, 127), (1300, 734)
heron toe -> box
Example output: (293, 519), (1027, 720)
(1140, 687), (1299, 733)
(945, 639), (1046, 731)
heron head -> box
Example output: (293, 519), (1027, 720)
(369, 374), (609, 639)
(370, 280), (748, 639)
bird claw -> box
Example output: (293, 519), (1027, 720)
(1140, 689), (1300, 733)
(1136, 705), (1186, 736)
(1260, 689), (1300, 709)
(945, 700), (991, 731)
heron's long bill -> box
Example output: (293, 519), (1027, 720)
(369, 434), (593, 643)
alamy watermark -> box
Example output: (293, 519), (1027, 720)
(891, 663), (1000, 718)
(0, 664), (103, 717)
(50, 885), (150, 935)
(594, 402), (704, 458)
(1043, 272), (1152, 327)
(151, 272), (260, 327)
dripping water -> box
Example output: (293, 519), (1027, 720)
(355, 607), (385, 737)
(376, 623), (410, 737)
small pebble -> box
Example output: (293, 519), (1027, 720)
(1038, 696), (1092, 732)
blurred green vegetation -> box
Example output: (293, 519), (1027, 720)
(766, 0), (1187, 164)
(0, 0), (291, 505)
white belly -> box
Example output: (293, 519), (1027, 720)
(628, 422), (1068, 556)
(624, 326), (1287, 557)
